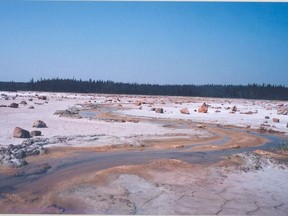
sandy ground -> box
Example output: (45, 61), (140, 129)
(0, 91), (288, 215)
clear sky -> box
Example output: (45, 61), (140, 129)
(0, 1), (288, 86)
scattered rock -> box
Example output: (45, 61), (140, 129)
(30, 130), (42, 137)
(277, 105), (288, 115)
(198, 103), (208, 113)
(44, 204), (65, 214)
(38, 96), (47, 100)
(155, 108), (164, 114)
(9, 103), (19, 108)
(54, 106), (81, 118)
(240, 111), (253, 115)
(135, 101), (142, 106)
(13, 127), (30, 138)
(180, 107), (189, 114)
(13, 150), (26, 159)
(173, 145), (184, 148)
(196, 124), (206, 129)
(33, 120), (47, 128)
(273, 118), (280, 123)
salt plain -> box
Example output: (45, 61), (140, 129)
(0, 91), (288, 215)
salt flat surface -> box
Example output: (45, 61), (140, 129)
(0, 91), (210, 147)
(119, 97), (288, 134)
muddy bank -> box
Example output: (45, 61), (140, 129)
(1, 153), (288, 214)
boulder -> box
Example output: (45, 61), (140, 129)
(33, 120), (47, 128)
(30, 130), (42, 137)
(277, 106), (288, 115)
(13, 127), (30, 138)
(198, 103), (208, 113)
(38, 96), (47, 100)
(155, 108), (164, 113)
(13, 149), (26, 159)
(232, 106), (237, 112)
(180, 108), (189, 114)
(9, 103), (19, 108)
(135, 101), (142, 106)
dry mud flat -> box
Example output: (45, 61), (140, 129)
(0, 91), (288, 214)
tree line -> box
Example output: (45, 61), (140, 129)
(0, 78), (287, 100)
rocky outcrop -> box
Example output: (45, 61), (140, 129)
(198, 103), (208, 113)
(13, 127), (30, 138)
(54, 106), (81, 118)
(33, 120), (47, 128)
(0, 139), (45, 167)
(180, 108), (189, 114)
(9, 103), (19, 108)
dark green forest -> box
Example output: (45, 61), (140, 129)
(0, 78), (287, 100)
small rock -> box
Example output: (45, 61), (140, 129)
(241, 111), (253, 115)
(232, 106), (237, 112)
(28, 106), (35, 109)
(10, 158), (27, 167)
(33, 120), (47, 128)
(265, 116), (270, 119)
(277, 106), (288, 115)
(13, 127), (30, 138)
(28, 98), (33, 101)
(273, 118), (280, 123)
(9, 103), (19, 108)
(180, 108), (189, 114)
(135, 101), (142, 106)
(198, 103), (208, 113)
(38, 96), (47, 100)
(30, 130), (42, 137)
(155, 108), (164, 113)
(20, 101), (27, 105)
(13, 150), (26, 159)
(196, 124), (206, 129)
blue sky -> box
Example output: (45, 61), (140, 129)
(0, 1), (288, 86)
